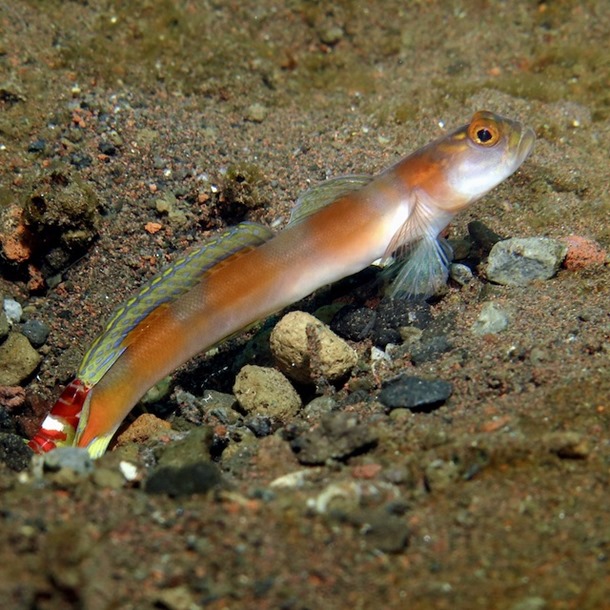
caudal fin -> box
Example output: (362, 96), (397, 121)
(27, 379), (90, 453)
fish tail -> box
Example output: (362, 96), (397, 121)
(27, 379), (91, 453)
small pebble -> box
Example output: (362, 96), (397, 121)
(270, 311), (357, 384)
(0, 333), (42, 385)
(119, 460), (139, 481)
(156, 427), (214, 468)
(0, 432), (32, 471)
(43, 446), (93, 475)
(359, 510), (410, 554)
(290, 412), (377, 465)
(486, 237), (567, 286)
(3, 299), (23, 324)
(20, 319), (51, 347)
(319, 25), (344, 45)
(378, 374), (452, 412)
(27, 139), (46, 153)
(302, 396), (337, 421)
(449, 263), (474, 286)
(233, 365), (301, 420)
(0, 406), (16, 433)
(154, 586), (198, 610)
(410, 334), (452, 365)
(245, 414), (275, 438)
(424, 458), (460, 491)
(145, 461), (223, 497)
(0, 386), (26, 410)
(92, 467), (125, 489)
(244, 103), (268, 123)
(115, 413), (172, 448)
(69, 152), (93, 169)
(98, 141), (117, 156)
(561, 235), (606, 270)
(471, 302), (510, 336)
(545, 431), (589, 459)
(372, 298), (432, 348)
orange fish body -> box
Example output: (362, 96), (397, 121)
(28, 111), (535, 458)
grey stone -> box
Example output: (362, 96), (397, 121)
(449, 263), (474, 286)
(487, 237), (567, 286)
(43, 447), (94, 475)
(471, 302), (510, 335)
(290, 412), (377, 465)
(20, 319), (51, 347)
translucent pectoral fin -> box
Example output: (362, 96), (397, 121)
(386, 236), (453, 299)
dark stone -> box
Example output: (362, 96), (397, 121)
(246, 415), (276, 437)
(344, 507), (410, 553)
(27, 139), (46, 153)
(290, 412), (377, 465)
(330, 305), (376, 341)
(145, 461), (223, 497)
(0, 407), (16, 434)
(468, 220), (504, 255)
(362, 513), (410, 553)
(379, 375), (452, 412)
(98, 141), (117, 156)
(0, 433), (32, 471)
(410, 334), (453, 365)
(372, 298), (433, 348)
(69, 152), (93, 169)
(446, 237), (472, 261)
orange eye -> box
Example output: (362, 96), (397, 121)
(468, 116), (501, 147)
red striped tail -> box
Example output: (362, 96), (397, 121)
(27, 379), (91, 453)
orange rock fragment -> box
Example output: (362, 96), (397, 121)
(0, 225), (32, 263)
(480, 415), (511, 433)
(351, 463), (382, 479)
(116, 413), (171, 447)
(27, 264), (46, 292)
(144, 221), (163, 234)
(562, 235), (607, 271)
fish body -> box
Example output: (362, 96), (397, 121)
(28, 111), (535, 458)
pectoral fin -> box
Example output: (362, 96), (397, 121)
(386, 235), (452, 299)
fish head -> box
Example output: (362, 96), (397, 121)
(437, 110), (535, 210)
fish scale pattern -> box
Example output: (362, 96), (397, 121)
(78, 222), (274, 384)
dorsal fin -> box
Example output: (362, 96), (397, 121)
(288, 174), (372, 227)
(78, 222), (274, 384)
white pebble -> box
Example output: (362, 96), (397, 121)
(3, 299), (22, 324)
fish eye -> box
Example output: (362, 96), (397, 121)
(476, 128), (493, 142)
(468, 118), (500, 147)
